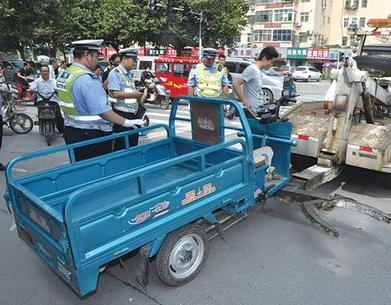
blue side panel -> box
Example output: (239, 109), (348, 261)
(248, 119), (293, 178)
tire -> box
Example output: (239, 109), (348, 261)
(155, 224), (209, 287)
(307, 76), (311, 82)
(143, 115), (150, 127)
(159, 96), (170, 110)
(317, 76), (322, 82)
(262, 88), (274, 103)
(354, 56), (391, 77)
(9, 113), (33, 134)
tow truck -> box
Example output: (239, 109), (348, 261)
(282, 18), (391, 190)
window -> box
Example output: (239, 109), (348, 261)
(238, 63), (250, 74)
(273, 29), (292, 41)
(300, 12), (309, 22)
(225, 62), (237, 74)
(299, 32), (308, 42)
(342, 36), (348, 46)
(255, 10), (273, 23)
(139, 61), (153, 71)
(359, 17), (366, 28)
(345, 0), (351, 8)
(274, 9), (293, 22)
(156, 63), (171, 73)
(173, 64), (191, 77)
(247, 33), (252, 42)
(301, 0), (310, 2)
(252, 0), (275, 3)
(351, 17), (357, 25)
(361, 0), (367, 7)
(253, 30), (272, 42)
(344, 18), (349, 27)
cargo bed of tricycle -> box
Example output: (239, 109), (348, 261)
(4, 96), (295, 296)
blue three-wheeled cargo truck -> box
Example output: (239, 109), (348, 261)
(4, 96), (298, 296)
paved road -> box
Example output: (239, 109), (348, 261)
(2, 80), (391, 305)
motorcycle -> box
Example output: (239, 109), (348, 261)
(35, 92), (59, 146)
(224, 90), (293, 121)
(1, 83), (34, 134)
(280, 73), (299, 106)
(12, 75), (37, 105)
(139, 77), (170, 110)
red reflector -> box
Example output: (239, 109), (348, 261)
(20, 227), (33, 244)
(298, 135), (310, 140)
(360, 146), (373, 152)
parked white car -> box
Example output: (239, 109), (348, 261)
(226, 57), (283, 102)
(292, 66), (322, 82)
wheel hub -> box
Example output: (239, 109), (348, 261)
(168, 234), (204, 279)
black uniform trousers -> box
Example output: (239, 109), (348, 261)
(63, 126), (112, 162)
(112, 109), (139, 151)
(0, 115), (2, 149)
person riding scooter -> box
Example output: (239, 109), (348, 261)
(140, 66), (155, 85)
(29, 65), (64, 133)
(139, 66), (170, 109)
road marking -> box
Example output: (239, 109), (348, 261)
(9, 221), (16, 231)
(13, 167), (28, 173)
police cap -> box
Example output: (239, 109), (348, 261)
(118, 48), (138, 60)
(202, 48), (218, 59)
(71, 39), (104, 53)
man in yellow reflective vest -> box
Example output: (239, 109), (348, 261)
(188, 48), (229, 98)
(107, 48), (147, 150)
(57, 40), (144, 161)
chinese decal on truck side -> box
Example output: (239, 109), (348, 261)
(128, 201), (170, 225)
(181, 183), (216, 206)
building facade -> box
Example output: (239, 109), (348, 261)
(239, 0), (390, 49)
(234, 0), (389, 67)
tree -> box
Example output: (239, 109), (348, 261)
(0, 0), (249, 59)
(148, 0), (249, 52)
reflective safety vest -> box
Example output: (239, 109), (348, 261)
(196, 64), (223, 97)
(57, 65), (111, 130)
(107, 66), (138, 113)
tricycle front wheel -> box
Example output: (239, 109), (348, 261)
(156, 224), (209, 286)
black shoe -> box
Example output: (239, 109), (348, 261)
(0, 163), (6, 171)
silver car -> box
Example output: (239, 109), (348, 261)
(292, 66), (322, 82)
(225, 57), (283, 102)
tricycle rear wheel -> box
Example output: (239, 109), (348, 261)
(155, 224), (208, 286)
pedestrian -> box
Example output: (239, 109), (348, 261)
(107, 48), (147, 150)
(15, 62), (33, 102)
(29, 65), (64, 133)
(187, 48), (229, 98)
(102, 53), (120, 91)
(48, 58), (58, 80)
(57, 61), (67, 78)
(217, 54), (232, 84)
(94, 65), (103, 80)
(233, 46), (278, 114)
(0, 92), (5, 171)
(56, 40), (143, 161)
